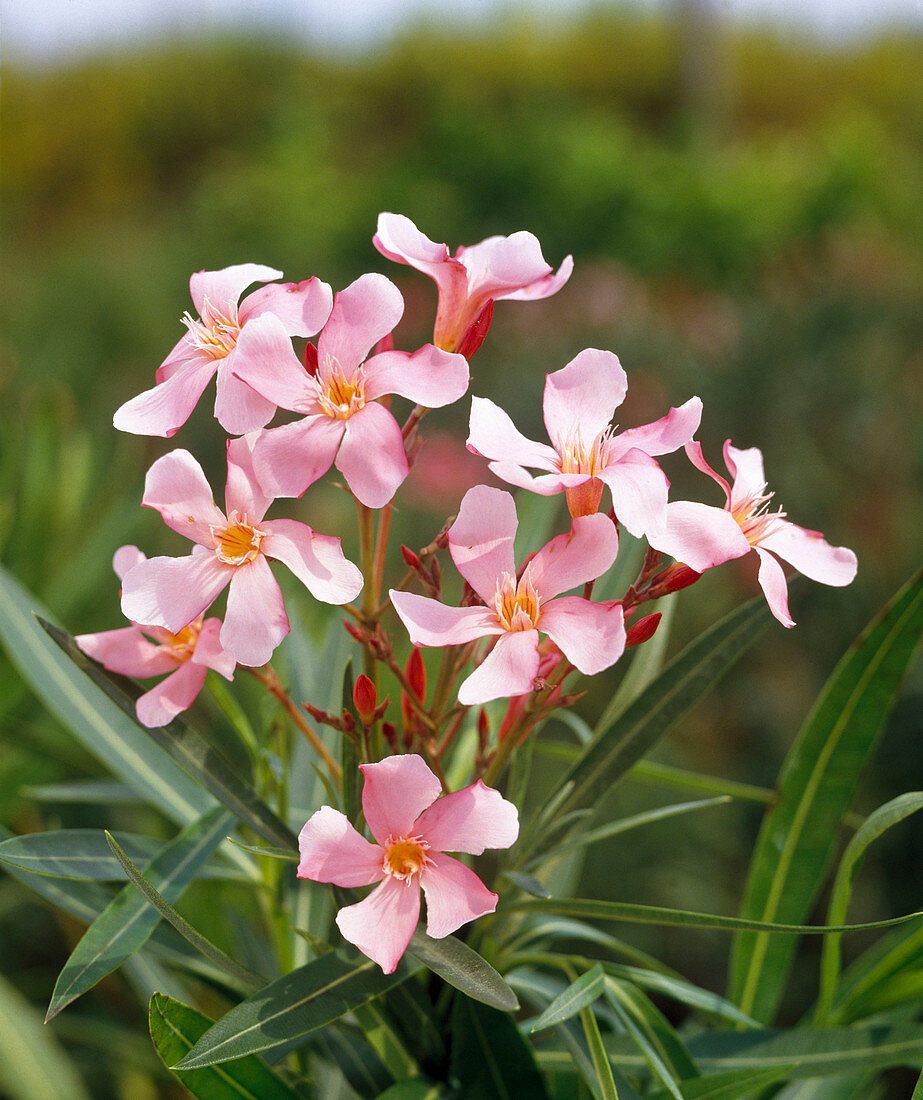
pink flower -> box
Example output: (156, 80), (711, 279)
(297, 754), (519, 973)
(113, 264), (332, 438)
(389, 485), (626, 705)
(231, 273), (470, 508)
(76, 546), (236, 728)
(647, 441), (858, 627)
(467, 349), (702, 537)
(373, 212), (573, 353)
(119, 436), (363, 667)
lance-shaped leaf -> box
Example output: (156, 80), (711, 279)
(46, 807), (234, 1020)
(451, 995), (549, 1100)
(149, 993), (303, 1099)
(530, 964), (606, 1032)
(407, 929), (519, 1012)
(644, 1067), (794, 1100)
(0, 829), (163, 880)
(729, 568), (923, 1022)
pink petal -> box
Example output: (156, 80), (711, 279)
(335, 876), (420, 974)
(113, 545), (146, 580)
(225, 434), (272, 522)
(221, 556), (290, 666)
(335, 403), (409, 508)
(647, 501), (750, 572)
(156, 334), (200, 383)
(486, 463), (567, 495)
(611, 397), (703, 459)
(457, 630), (541, 706)
(413, 780), (519, 855)
(373, 212), (453, 273)
(121, 553), (231, 634)
(213, 360), (278, 436)
(760, 521), (857, 587)
(238, 276), (333, 336)
(389, 592), (501, 648)
(363, 345), (470, 408)
(318, 273), (403, 376)
(189, 617), (236, 679)
(685, 441), (732, 505)
(539, 597), (626, 675)
(261, 518), (363, 605)
(142, 449), (226, 546)
(496, 253), (573, 301)
(227, 311), (314, 412)
(448, 485), (518, 602)
(75, 626), (177, 678)
(529, 514), (619, 600)
(252, 416), (344, 499)
(189, 264), (282, 318)
(467, 397), (559, 473)
(136, 660), (208, 728)
(597, 449), (670, 538)
(420, 852), (499, 939)
(458, 232), (554, 300)
(297, 806), (385, 888)
(542, 350), (627, 448)
(360, 754), (443, 845)
(113, 357), (217, 438)
(724, 442), (768, 508)
(755, 547), (795, 627)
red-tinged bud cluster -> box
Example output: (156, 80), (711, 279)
(400, 544), (441, 597)
(626, 612), (662, 648)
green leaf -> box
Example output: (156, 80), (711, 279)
(729, 568), (923, 1022)
(913, 1068), (923, 1100)
(831, 918), (923, 1023)
(340, 661), (362, 823)
(0, 565), (214, 826)
(407, 929), (519, 1011)
(645, 1067), (794, 1100)
(602, 964), (759, 1029)
(504, 870), (552, 897)
(451, 995), (550, 1099)
(46, 806), (234, 1019)
(579, 1000), (620, 1100)
(530, 965), (606, 1032)
(22, 779), (142, 804)
(40, 617), (299, 853)
(0, 829), (163, 880)
(373, 1082), (444, 1099)
(149, 993), (302, 1099)
(595, 592), (676, 729)
(175, 952), (413, 1068)
(226, 838), (300, 862)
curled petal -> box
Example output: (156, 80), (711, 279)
(529, 514), (619, 600)
(611, 397), (703, 460)
(363, 345), (470, 408)
(75, 626), (177, 678)
(336, 403), (408, 508)
(539, 597), (626, 676)
(297, 806), (384, 888)
(262, 518), (363, 605)
(420, 853), (498, 939)
(414, 780), (519, 855)
(457, 630), (541, 707)
(458, 232), (555, 300)
(142, 449), (225, 547)
(213, 359), (279, 437)
(335, 876), (420, 974)
(760, 521), (858, 587)
(497, 252), (573, 302)
(467, 397), (559, 474)
(239, 276), (333, 336)
(648, 500), (750, 572)
(448, 485), (518, 602)
(724, 442), (768, 508)
(136, 660), (208, 728)
(360, 754), (443, 845)
(121, 553), (231, 635)
(319, 273), (403, 376)
(542, 349), (627, 448)
(156, 334), (201, 384)
(755, 547), (795, 628)
(685, 441), (732, 505)
(390, 592), (501, 648)
(189, 264), (281, 318)
(222, 556), (290, 666)
(113, 358), (217, 439)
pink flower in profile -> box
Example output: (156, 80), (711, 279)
(297, 754), (519, 973)
(390, 485), (625, 706)
(119, 436), (363, 667)
(373, 212), (573, 353)
(467, 349), (702, 537)
(231, 273), (470, 508)
(76, 546), (236, 728)
(113, 264), (332, 438)
(646, 441), (858, 627)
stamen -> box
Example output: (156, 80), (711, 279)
(732, 488), (786, 545)
(493, 570), (541, 632)
(558, 426), (614, 477)
(382, 835), (433, 884)
(180, 299), (240, 360)
(317, 366), (367, 420)
(210, 512), (266, 565)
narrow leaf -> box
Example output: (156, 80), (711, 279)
(0, 829), (163, 880)
(579, 1001), (620, 1100)
(226, 838), (299, 862)
(451, 995), (549, 1099)
(645, 1067), (794, 1100)
(530, 964), (606, 1032)
(407, 929), (519, 1011)
(597, 592), (676, 729)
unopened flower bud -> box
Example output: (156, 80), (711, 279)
(659, 564), (701, 594)
(303, 341), (318, 376)
(353, 674), (377, 725)
(626, 612), (662, 648)
(401, 544), (422, 570)
(456, 299), (494, 359)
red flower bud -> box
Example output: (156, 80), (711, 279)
(660, 564), (701, 594)
(625, 612), (662, 648)
(353, 674), (377, 725)
(303, 341), (318, 376)
(405, 647), (426, 701)
(401, 544), (422, 570)
(456, 299), (494, 359)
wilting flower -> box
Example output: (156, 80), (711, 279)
(232, 273), (470, 508)
(119, 435), (363, 666)
(390, 485), (625, 705)
(113, 264), (332, 438)
(647, 441), (858, 627)
(467, 349), (702, 536)
(297, 754), (519, 973)
(76, 546), (235, 727)
(373, 212), (573, 353)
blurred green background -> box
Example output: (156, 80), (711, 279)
(1, 5), (921, 1096)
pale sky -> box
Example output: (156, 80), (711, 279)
(2, 0), (920, 63)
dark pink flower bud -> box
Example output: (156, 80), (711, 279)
(303, 341), (318, 376)
(353, 674), (377, 725)
(625, 612), (662, 648)
(456, 299), (494, 359)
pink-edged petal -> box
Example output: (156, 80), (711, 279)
(225, 434), (272, 522)
(121, 553), (231, 634)
(363, 345), (469, 408)
(467, 396), (559, 473)
(611, 397), (703, 459)
(156, 334), (200, 383)
(487, 462), (568, 495)
(142, 449), (226, 546)
(318, 274), (403, 375)
(297, 805), (384, 888)
(252, 416), (345, 499)
(539, 597), (626, 675)
(261, 518), (363, 605)
(336, 403), (409, 508)
(227, 311), (315, 412)
(755, 547), (794, 628)
(373, 213), (453, 275)
(420, 853), (498, 939)
(458, 232), (554, 300)
(335, 876), (420, 974)
(189, 264), (281, 318)
(360, 754), (443, 844)
(113, 545), (146, 580)
(238, 276), (333, 336)
(389, 592), (501, 648)
(190, 617), (236, 679)
(448, 485), (518, 602)
(136, 660), (208, 728)
(213, 361), (278, 436)
(529, 514), (619, 600)
(685, 441), (732, 505)
(598, 449), (670, 538)
(760, 521), (858, 587)
(413, 780), (519, 855)
(496, 253), (574, 301)
(725, 442), (768, 508)
(457, 630), (541, 706)
(647, 500), (750, 572)
(221, 556), (290, 666)
(113, 357), (217, 438)
(542, 349), (627, 447)
(75, 626), (177, 678)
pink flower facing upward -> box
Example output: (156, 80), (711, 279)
(373, 212), (573, 353)
(231, 273), (470, 508)
(76, 546), (235, 728)
(467, 349), (702, 537)
(390, 485), (626, 706)
(297, 754), (519, 973)
(113, 264), (333, 438)
(647, 441), (858, 627)
(119, 435), (363, 667)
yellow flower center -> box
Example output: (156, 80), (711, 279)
(211, 513), (266, 565)
(493, 571), (541, 632)
(731, 490), (786, 546)
(165, 621), (201, 660)
(180, 301), (240, 359)
(383, 835), (432, 883)
(558, 427), (613, 477)
(317, 367), (366, 420)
